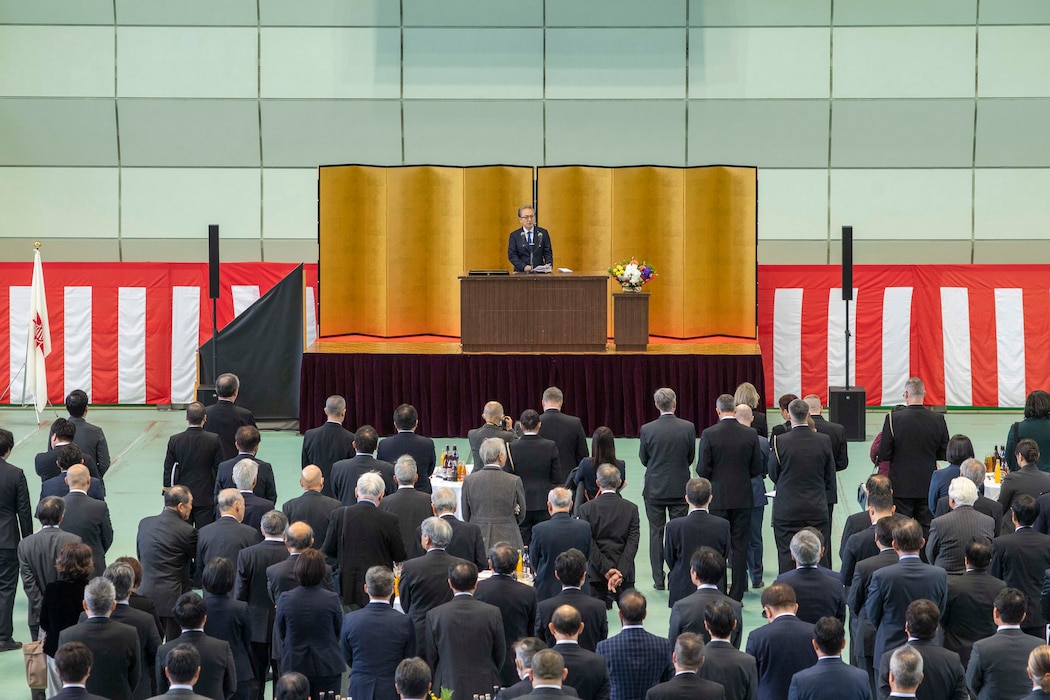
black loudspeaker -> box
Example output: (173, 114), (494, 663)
(829, 386), (866, 441)
(196, 385), (218, 406)
(208, 224), (220, 300)
(842, 225), (853, 300)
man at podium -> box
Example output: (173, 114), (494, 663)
(508, 205), (553, 273)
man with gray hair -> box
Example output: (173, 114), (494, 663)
(412, 486), (488, 569)
(17, 495), (80, 643)
(323, 472), (407, 609)
(639, 387), (696, 590)
(477, 543), (539, 687)
(538, 386), (589, 487)
(645, 632), (724, 700)
(233, 458), (274, 531)
(526, 649), (571, 698)
(774, 529), (846, 624)
(926, 477), (995, 574)
(58, 577), (141, 700)
(138, 486), (197, 642)
(496, 638), (581, 700)
(341, 566), (416, 700)
(933, 458), (1004, 535)
(205, 372), (257, 460)
(195, 488), (261, 587)
(301, 394), (356, 497)
(463, 437), (527, 551)
(578, 464), (640, 606)
(531, 487), (593, 601)
(101, 561), (161, 700)
(400, 516), (463, 652)
(382, 455), (437, 555)
(888, 645), (923, 697)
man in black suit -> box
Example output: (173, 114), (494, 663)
(538, 387), (589, 486)
(164, 402), (224, 529)
(155, 643), (211, 700)
(744, 583), (817, 700)
(509, 409), (560, 545)
(926, 477), (994, 574)
(966, 587), (1044, 700)
(323, 472), (407, 609)
(840, 477), (895, 590)
(265, 521), (334, 604)
(536, 549), (609, 651)
(697, 394), (764, 601)
(425, 561), (506, 699)
(496, 637), (584, 700)
(886, 646), (923, 699)
(508, 205), (553, 273)
(195, 489), (262, 585)
(933, 458), (1003, 535)
(39, 444), (104, 502)
(646, 633), (726, 700)
(213, 426), (276, 506)
(990, 493), (1050, 637)
(51, 641), (110, 700)
(768, 398), (836, 573)
(876, 599), (966, 700)
(412, 487), (488, 569)
(877, 377), (949, 534)
(639, 387), (696, 590)
(36, 417), (99, 483)
(532, 487), (592, 602)
(943, 538), (1004, 668)
(775, 529), (845, 624)
(805, 395), (848, 562)
(381, 456), (437, 556)
(204, 373), (257, 461)
(477, 543), (539, 687)
(17, 496), (80, 643)
(665, 478), (730, 607)
(58, 577), (140, 700)
(235, 510), (288, 700)
(0, 427), (31, 651)
(467, 401), (518, 472)
(578, 465), (640, 606)
(331, 425), (397, 506)
(300, 394), (355, 498)
(520, 648), (573, 700)
(399, 516), (464, 652)
(61, 465), (112, 577)
(840, 474), (893, 564)
(232, 460), (275, 532)
(846, 515), (899, 692)
(548, 605), (610, 700)
(156, 593), (237, 700)
(138, 486), (198, 642)
(668, 547), (743, 649)
(280, 465), (341, 551)
(696, 600), (758, 700)
(377, 403), (437, 493)
(104, 561), (162, 700)
(49, 390), (110, 494)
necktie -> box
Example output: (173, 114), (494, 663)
(527, 231), (533, 245)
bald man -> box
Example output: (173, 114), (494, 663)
(60, 464), (113, 576)
(467, 401), (518, 473)
(280, 466), (342, 551)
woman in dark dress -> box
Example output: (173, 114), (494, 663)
(735, 382), (768, 438)
(569, 426), (626, 506)
(39, 542), (93, 696)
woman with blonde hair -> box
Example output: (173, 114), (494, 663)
(1024, 645), (1050, 698)
(734, 382), (767, 437)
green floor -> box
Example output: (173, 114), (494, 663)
(0, 405), (1020, 697)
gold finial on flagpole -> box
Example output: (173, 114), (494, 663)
(34, 241), (41, 250)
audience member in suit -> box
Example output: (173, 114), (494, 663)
(195, 489), (262, 586)
(204, 373), (257, 461)
(768, 394), (797, 441)
(300, 394), (356, 498)
(744, 583), (817, 700)
(156, 593), (237, 700)
(163, 403), (224, 529)
(49, 641), (110, 700)
(925, 477), (994, 574)
(885, 645), (923, 700)
(477, 543), (540, 687)
(787, 616), (870, 700)
(696, 394), (764, 601)
(381, 456), (437, 556)
(399, 517), (464, 652)
(639, 388), (696, 590)
(875, 599), (965, 700)
(36, 417), (100, 483)
(100, 562), (162, 700)
(519, 647), (576, 700)
(394, 658), (434, 700)
(536, 549), (609, 651)
(467, 401), (519, 472)
(933, 458), (1003, 535)
(734, 405), (769, 590)
(152, 642), (212, 699)
(425, 561), (506, 700)
(538, 387), (590, 487)
(877, 377), (949, 535)
(377, 403), (437, 494)
(768, 399), (836, 573)
(578, 464), (640, 606)
(991, 494), (1050, 637)
(775, 529), (845, 624)
(411, 487), (488, 569)
(51, 390), (110, 490)
(495, 637), (582, 700)
(234, 510), (288, 700)
(805, 396), (849, 564)
(199, 559), (252, 700)
(340, 566), (415, 700)
(331, 425), (397, 506)
(17, 496), (80, 642)
(532, 487), (592, 601)
(137, 486), (198, 642)
(0, 428), (31, 650)
(568, 427), (626, 508)
(840, 476), (895, 589)
(696, 600), (757, 700)
(39, 444), (105, 502)
(645, 632), (725, 700)
(547, 604), (610, 700)
(966, 587), (1045, 700)
(323, 472), (407, 609)
(669, 547), (744, 650)
(280, 465), (342, 551)
(232, 460), (275, 532)
(60, 465), (112, 577)
(865, 518), (947, 672)
(213, 426), (277, 506)
(942, 538), (1004, 668)
(596, 591), (673, 700)
(847, 516), (899, 695)
(840, 509), (876, 563)
(999, 439), (1050, 518)
(265, 522), (334, 606)
(57, 577), (140, 700)
(1021, 645), (1050, 700)
(508, 410), (561, 545)
(926, 434), (974, 513)
(464, 438), (527, 551)
(665, 478), (730, 607)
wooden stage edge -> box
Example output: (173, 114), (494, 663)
(307, 336), (761, 357)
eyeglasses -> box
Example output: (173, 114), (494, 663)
(519, 214), (534, 220)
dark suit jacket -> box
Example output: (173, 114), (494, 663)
(476, 573), (539, 687)
(696, 418), (765, 510)
(664, 509), (730, 606)
(467, 423), (518, 472)
(811, 415), (849, 476)
(137, 508), (197, 616)
(163, 427), (223, 508)
(537, 588), (609, 651)
(111, 602), (162, 700)
(744, 614), (817, 700)
(377, 431), (437, 493)
(1031, 491), (1050, 534)
(381, 486), (435, 555)
(926, 505), (995, 574)
(61, 491), (113, 576)
(275, 584), (345, 677)
(48, 687), (110, 700)
(596, 627), (673, 700)
(412, 513), (488, 569)
(840, 526), (879, 589)
(0, 456), (32, 548)
(775, 568), (845, 624)
(877, 405), (949, 499)
(697, 639), (757, 700)
(578, 492), (640, 586)
(646, 672), (724, 700)
(877, 639), (966, 700)
(508, 226), (553, 272)
(301, 420), (356, 497)
(156, 629), (236, 700)
(203, 399), (256, 461)
(40, 471), (104, 502)
(128, 592), (163, 638)
(944, 569), (1005, 667)
(839, 511), (873, 560)
(934, 494), (1003, 536)
(639, 414), (696, 504)
(768, 426), (835, 523)
(531, 512), (592, 601)
(331, 454), (397, 506)
(213, 453), (276, 504)
(201, 593), (253, 684)
(399, 549), (463, 652)
(865, 557), (947, 668)
(49, 415), (110, 479)
(281, 489), (342, 550)
(426, 595), (506, 700)
(234, 538), (288, 643)
(509, 434), (561, 511)
(669, 587), (743, 649)
(999, 466), (1050, 512)
(340, 601), (416, 700)
(265, 552), (334, 604)
(195, 515), (261, 583)
(538, 409), (589, 486)
(966, 628), (1044, 700)
(323, 501), (407, 608)
(238, 491), (274, 532)
(991, 526), (1050, 628)
(554, 641), (610, 700)
(497, 680), (580, 700)
(791, 657), (870, 700)
(58, 616), (140, 700)
(144, 688), (211, 699)
(35, 445), (98, 482)
(846, 549), (897, 665)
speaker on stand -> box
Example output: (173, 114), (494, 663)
(829, 225), (866, 441)
(198, 224), (220, 404)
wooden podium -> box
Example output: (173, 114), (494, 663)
(613, 292), (650, 351)
(460, 273), (608, 352)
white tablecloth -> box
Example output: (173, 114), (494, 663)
(430, 475), (464, 520)
(984, 474), (1001, 501)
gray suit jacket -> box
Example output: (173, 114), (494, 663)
(926, 505), (995, 574)
(462, 465), (526, 551)
(639, 414), (696, 504)
(967, 628), (1044, 700)
(17, 526), (81, 625)
(697, 640), (757, 700)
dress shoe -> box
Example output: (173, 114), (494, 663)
(751, 580), (765, 589)
(653, 581), (665, 591)
(0, 639), (22, 652)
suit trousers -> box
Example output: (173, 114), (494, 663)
(893, 497), (932, 560)
(189, 503), (216, 530)
(0, 548), (16, 640)
(251, 641), (278, 700)
(773, 518), (829, 575)
(645, 500), (688, 585)
(746, 505), (765, 585)
(519, 509), (551, 547)
(712, 508), (752, 601)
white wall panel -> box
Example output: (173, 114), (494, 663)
(121, 169), (260, 239)
(833, 27), (975, 98)
(263, 169), (317, 240)
(689, 28), (830, 98)
(118, 27), (257, 98)
(403, 28), (544, 99)
(757, 170), (828, 240)
(0, 27), (113, 97)
(546, 29), (686, 99)
(261, 28), (400, 99)
(0, 167), (118, 238)
(830, 169), (972, 240)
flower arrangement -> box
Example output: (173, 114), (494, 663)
(429, 688), (454, 700)
(609, 259), (657, 292)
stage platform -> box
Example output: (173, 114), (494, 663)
(300, 335), (763, 438)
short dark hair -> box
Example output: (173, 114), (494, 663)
(892, 518), (923, 552)
(0, 427), (12, 455)
(394, 404), (418, 431)
(964, 537), (993, 570)
(520, 409), (541, 431)
(813, 616), (845, 656)
(36, 495), (65, 526)
(164, 485), (192, 508)
(685, 478), (712, 507)
(395, 658), (431, 698)
(172, 592), (207, 629)
(946, 434), (975, 465)
(867, 483), (894, 511)
(704, 600), (736, 639)
(761, 582), (796, 609)
(65, 389), (89, 417)
(235, 425), (260, 452)
(1017, 438), (1041, 466)
(690, 546), (726, 585)
(1025, 390), (1050, 420)
(905, 599), (940, 640)
(866, 473), (892, 499)
(531, 649), (565, 683)
(185, 402), (206, 425)
(55, 641), (93, 683)
(995, 587), (1028, 625)
(554, 549), (586, 586)
(354, 425), (379, 454)
(448, 561), (478, 592)
(201, 557), (235, 596)
(488, 543), (519, 575)
(165, 643), (201, 685)
(551, 605), (582, 636)
(57, 443), (84, 470)
(777, 393), (799, 411)
(293, 548), (327, 587)
(1013, 493), (1039, 526)
(617, 590), (646, 625)
(52, 417), (76, 442)
(874, 515), (897, 548)
(275, 672), (310, 700)
(215, 373), (239, 398)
